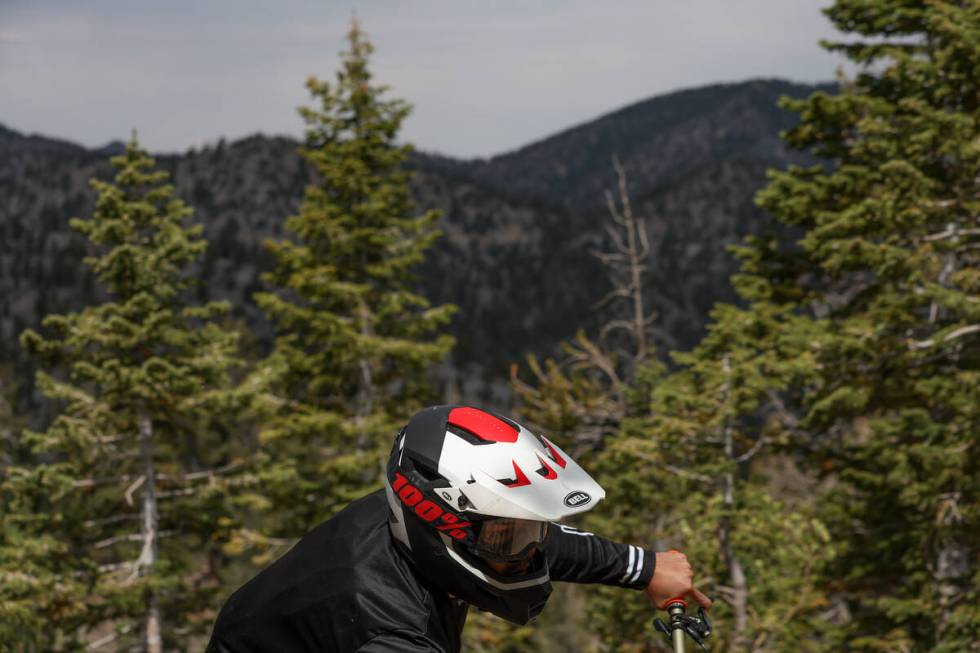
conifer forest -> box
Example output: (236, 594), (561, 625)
(1, 1), (978, 651)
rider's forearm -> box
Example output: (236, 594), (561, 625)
(542, 523), (655, 589)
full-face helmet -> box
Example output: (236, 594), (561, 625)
(384, 405), (605, 624)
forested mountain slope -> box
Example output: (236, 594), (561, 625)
(0, 78), (824, 406)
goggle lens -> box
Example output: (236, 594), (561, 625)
(474, 518), (548, 562)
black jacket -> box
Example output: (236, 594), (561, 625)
(207, 490), (654, 653)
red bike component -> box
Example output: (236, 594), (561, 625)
(661, 597), (689, 610)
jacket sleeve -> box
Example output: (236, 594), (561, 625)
(543, 523), (655, 590)
(356, 630), (448, 653)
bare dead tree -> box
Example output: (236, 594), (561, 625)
(513, 155), (659, 455)
(592, 154), (656, 371)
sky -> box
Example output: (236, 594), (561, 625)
(0, 1), (846, 159)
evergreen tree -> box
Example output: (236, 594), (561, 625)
(586, 3), (979, 650)
(0, 368), (23, 464)
(588, 302), (836, 652)
(17, 138), (245, 651)
(504, 100), (835, 653)
(746, 1), (980, 649)
(1, 368), (87, 651)
(250, 21), (454, 540)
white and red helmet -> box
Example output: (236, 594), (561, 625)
(384, 405), (605, 624)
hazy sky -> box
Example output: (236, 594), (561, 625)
(0, 1), (845, 158)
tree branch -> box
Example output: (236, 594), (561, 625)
(93, 530), (173, 550)
(94, 532), (145, 550)
(98, 561), (136, 575)
(735, 436), (766, 463)
(591, 250), (627, 266)
(628, 450), (714, 485)
(909, 324), (980, 349)
(604, 189), (626, 227)
(124, 475), (145, 507)
(922, 226), (980, 242)
(184, 460), (245, 481)
(604, 224), (629, 255)
(83, 514), (141, 529)
(591, 287), (632, 310)
(598, 319), (638, 342)
(156, 487), (199, 500)
(87, 624), (134, 651)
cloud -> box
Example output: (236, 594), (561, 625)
(0, 0), (843, 157)
(0, 30), (30, 43)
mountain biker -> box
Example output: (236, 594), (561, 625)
(206, 405), (711, 652)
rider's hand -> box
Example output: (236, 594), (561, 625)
(645, 550), (712, 610)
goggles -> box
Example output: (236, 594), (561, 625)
(473, 518), (549, 562)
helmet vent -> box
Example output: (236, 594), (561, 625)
(497, 461), (532, 488)
(535, 454), (558, 480)
(448, 407), (519, 443)
(542, 437), (567, 469)
(447, 424), (496, 446)
(414, 463), (443, 482)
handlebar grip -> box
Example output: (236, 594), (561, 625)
(660, 596), (688, 610)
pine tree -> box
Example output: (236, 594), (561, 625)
(250, 21), (454, 540)
(587, 301), (836, 652)
(507, 126), (836, 653)
(17, 138), (245, 651)
(0, 368), (23, 465)
(581, 4), (980, 651)
(745, 1), (980, 649)
(1, 367), (88, 651)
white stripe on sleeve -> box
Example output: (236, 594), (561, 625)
(629, 548), (645, 584)
(620, 545), (637, 583)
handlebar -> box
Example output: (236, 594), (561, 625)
(653, 597), (711, 653)
(650, 551), (711, 652)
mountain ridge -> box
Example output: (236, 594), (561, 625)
(0, 78), (824, 408)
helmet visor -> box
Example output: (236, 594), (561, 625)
(474, 518), (549, 562)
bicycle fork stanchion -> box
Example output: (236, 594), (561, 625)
(653, 597), (712, 653)
(668, 600), (688, 653)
